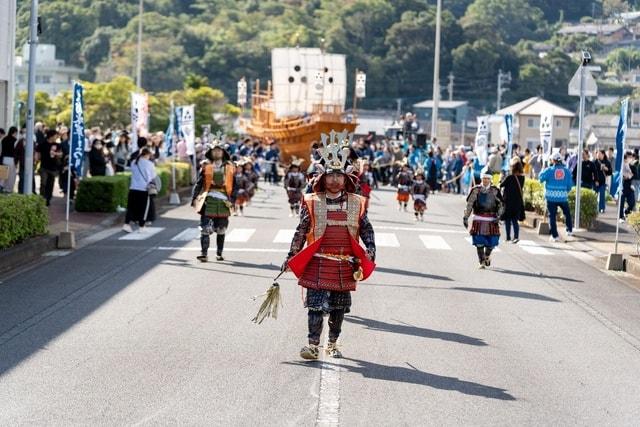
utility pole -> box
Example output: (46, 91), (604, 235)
(574, 51), (592, 230)
(447, 72), (454, 101)
(136, 0), (143, 88)
(24, 0), (39, 195)
(430, 0), (442, 142)
(497, 69), (511, 111)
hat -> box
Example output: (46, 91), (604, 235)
(414, 168), (425, 178)
(312, 130), (358, 193)
(552, 152), (563, 162)
(480, 167), (492, 179)
(204, 131), (231, 162)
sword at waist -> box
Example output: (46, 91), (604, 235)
(313, 253), (357, 262)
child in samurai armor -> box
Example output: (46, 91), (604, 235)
(283, 131), (376, 360)
(411, 169), (429, 222)
(232, 161), (252, 216)
(243, 158), (259, 204)
(284, 159), (306, 217)
(191, 140), (236, 262)
(396, 164), (413, 211)
(463, 168), (505, 269)
(357, 159), (376, 211)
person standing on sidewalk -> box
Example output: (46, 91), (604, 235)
(37, 129), (63, 206)
(0, 126), (18, 192)
(500, 158), (526, 243)
(619, 152), (636, 222)
(539, 152), (574, 242)
(572, 149), (597, 190)
(122, 148), (157, 233)
(594, 149), (612, 213)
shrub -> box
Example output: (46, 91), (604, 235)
(75, 174), (131, 212)
(627, 212), (640, 256)
(567, 187), (599, 229)
(0, 194), (48, 249)
(523, 179), (546, 214)
(157, 169), (171, 197)
(157, 161), (192, 188)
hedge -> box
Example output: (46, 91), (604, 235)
(157, 162), (192, 188)
(523, 179), (546, 215)
(75, 168), (173, 212)
(568, 187), (599, 229)
(0, 194), (48, 249)
(75, 174), (130, 212)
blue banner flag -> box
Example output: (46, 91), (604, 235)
(502, 113), (514, 172)
(164, 102), (177, 157)
(610, 98), (629, 197)
(70, 82), (86, 176)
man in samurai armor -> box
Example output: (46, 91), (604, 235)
(411, 169), (429, 222)
(463, 168), (505, 269)
(283, 131), (376, 360)
(191, 140), (236, 262)
(396, 163), (413, 211)
(232, 160), (252, 216)
(284, 159), (307, 217)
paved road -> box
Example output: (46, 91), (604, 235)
(1, 185), (640, 425)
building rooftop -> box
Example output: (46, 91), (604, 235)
(412, 100), (468, 109)
(496, 97), (576, 118)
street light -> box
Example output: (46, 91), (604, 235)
(430, 0), (442, 144)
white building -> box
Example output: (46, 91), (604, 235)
(0, 0), (17, 129)
(15, 44), (84, 98)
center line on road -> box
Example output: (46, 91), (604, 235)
(316, 332), (340, 427)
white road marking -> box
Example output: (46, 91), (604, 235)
(77, 228), (122, 248)
(157, 246), (288, 253)
(118, 227), (164, 240)
(316, 331), (340, 426)
(171, 227), (200, 241)
(518, 240), (553, 255)
(464, 237), (501, 252)
(419, 235), (452, 250)
(273, 229), (295, 243)
(225, 228), (256, 242)
(42, 250), (72, 257)
(376, 225), (466, 234)
(376, 233), (400, 247)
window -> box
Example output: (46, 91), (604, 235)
(555, 119), (562, 128)
(36, 75), (51, 84)
(527, 118), (535, 128)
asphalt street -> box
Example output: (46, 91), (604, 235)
(1, 184), (640, 425)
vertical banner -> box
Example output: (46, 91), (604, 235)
(70, 82), (86, 176)
(178, 104), (196, 156)
(504, 113), (514, 170)
(164, 101), (176, 157)
(474, 115), (489, 165)
(539, 112), (554, 163)
(237, 78), (247, 106)
(355, 71), (366, 98)
(611, 98), (629, 197)
(131, 92), (149, 144)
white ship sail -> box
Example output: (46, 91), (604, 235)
(271, 48), (347, 118)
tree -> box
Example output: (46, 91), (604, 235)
(605, 48), (640, 74)
(461, 0), (548, 45)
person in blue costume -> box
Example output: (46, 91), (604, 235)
(463, 168), (505, 269)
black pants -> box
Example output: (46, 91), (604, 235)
(308, 309), (345, 345)
(39, 169), (58, 204)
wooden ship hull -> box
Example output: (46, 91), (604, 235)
(241, 80), (357, 164)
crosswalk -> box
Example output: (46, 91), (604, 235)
(117, 225), (563, 257)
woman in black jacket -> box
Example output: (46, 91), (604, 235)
(500, 158), (526, 243)
(89, 138), (107, 176)
(594, 149), (611, 213)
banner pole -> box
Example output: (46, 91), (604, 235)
(65, 82), (76, 233)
